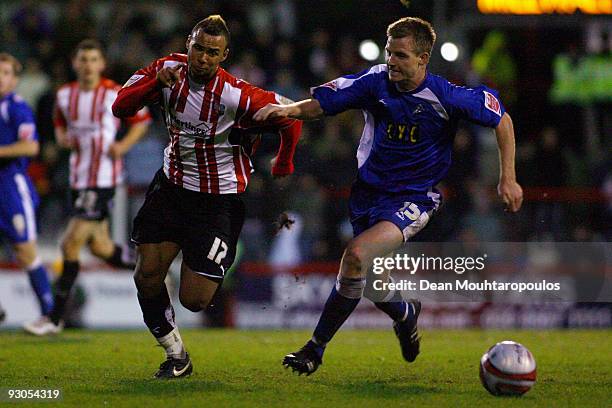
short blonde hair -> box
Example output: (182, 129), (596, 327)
(0, 53), (23, 76)
(387, 17), (436, 55)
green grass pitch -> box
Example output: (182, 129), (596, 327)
(0, 329), (610, 407)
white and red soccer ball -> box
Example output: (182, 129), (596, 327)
(479, 341), (537, 396)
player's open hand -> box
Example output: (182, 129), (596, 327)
(157, 64), (183, 88)
(253, 104), (288, 122)
(497, 179), (523, 212)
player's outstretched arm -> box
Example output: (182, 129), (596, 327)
(495, 112), (523, 212)
(253, 98), (324, 122)
(0, 139), (39, 158)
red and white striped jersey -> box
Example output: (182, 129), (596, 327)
(113, 53), (300, 194)
(54, 78), (151, 189)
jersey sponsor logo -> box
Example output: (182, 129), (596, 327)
(386, 123), (419, 143)
(484, 91), (502, 116)
(168, 112), (212, 137)
(122, 74), (144, 88)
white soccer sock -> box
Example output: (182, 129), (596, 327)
(157, 328), (187, 359)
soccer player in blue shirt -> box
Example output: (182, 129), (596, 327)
(0, 53), (54, 328)
(254, 17), (523, 375)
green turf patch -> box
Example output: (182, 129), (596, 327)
(0, 329), (609, 407)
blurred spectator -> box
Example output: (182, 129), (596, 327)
(533, 127), (568, 240)
(14, 58), (50, 108)
(229, 51), (266, 87)
(472, 30), (517, 106)
(463, 180), (504, 242)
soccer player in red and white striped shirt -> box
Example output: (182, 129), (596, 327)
(112, 15), (302, 379)
(24, 40), (151, 336)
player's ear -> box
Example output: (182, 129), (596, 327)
(185, 35), (192, 52)
(419, 52), (430, 66)
(221, 47), (229, 63)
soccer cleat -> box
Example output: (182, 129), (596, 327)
(23, 316), (63, 336)
(154, 353), (193, 379)
(393, 299), (422, 362)
(282, 341), (323, 376)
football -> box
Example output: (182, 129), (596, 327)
(479, 341), (537, 396)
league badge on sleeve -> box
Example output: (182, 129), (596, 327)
(320, 80), (338, 91)
(122, 74), (144, 88)
(483, 91), (502, 116)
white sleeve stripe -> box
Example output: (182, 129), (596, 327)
(310, 64), (387, 94)
(336, 64), (387, 90)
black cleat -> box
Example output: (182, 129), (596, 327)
(393, 299), (422, 362)
(282, 341), (323, 376)
(154, 353), (193, 379)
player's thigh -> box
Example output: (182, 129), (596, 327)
(178, 262), (220, 312)
(0, 174), (39, 245)
(61, 217), (99, 250)
(12, 240), (38, 268)
(88, 219), (114, 256)
(342, 221), (404, 278)
(181, 193), (245, 282)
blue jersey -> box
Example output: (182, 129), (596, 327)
(0, 92), (40, 243)
(312, 65), (505, 193)
(0, 92), (38, 176)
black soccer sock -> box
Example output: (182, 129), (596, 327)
(137, 284), (176, 339)
(374, 301), (410, 322)
(105, 244), (135, 270)
(312, 285), (360, 347)
(50, 260), (80, 325)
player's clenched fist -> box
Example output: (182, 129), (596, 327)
(497, 179), (523, 213)
(157, 64), (183, 87)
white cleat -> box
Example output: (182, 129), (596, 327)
(23, 316), (63, 336)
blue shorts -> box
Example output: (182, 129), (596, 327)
(0, 172), (40, 243)
(349, 181), (441, 241)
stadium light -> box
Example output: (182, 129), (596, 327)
(440, 42), (459, 62)
(359, 40), (380, 61)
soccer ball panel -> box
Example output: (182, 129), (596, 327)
(479, 341), (537, 396)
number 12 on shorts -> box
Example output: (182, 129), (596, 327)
(207, 237), (228, 265)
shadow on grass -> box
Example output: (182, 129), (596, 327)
(98, 378), (238, 397)
(330, 379), (440, 398)
(12, 336), (93, 346)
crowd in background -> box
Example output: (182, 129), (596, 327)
(1, 0), (610, 266)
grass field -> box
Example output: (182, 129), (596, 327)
(0, 328), (610, 407)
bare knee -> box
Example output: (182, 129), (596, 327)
(88, 240), (110, 259)
(341, 242), (367, 279)
(179, 292), (211, 313)
(134, 263), (165, 298)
